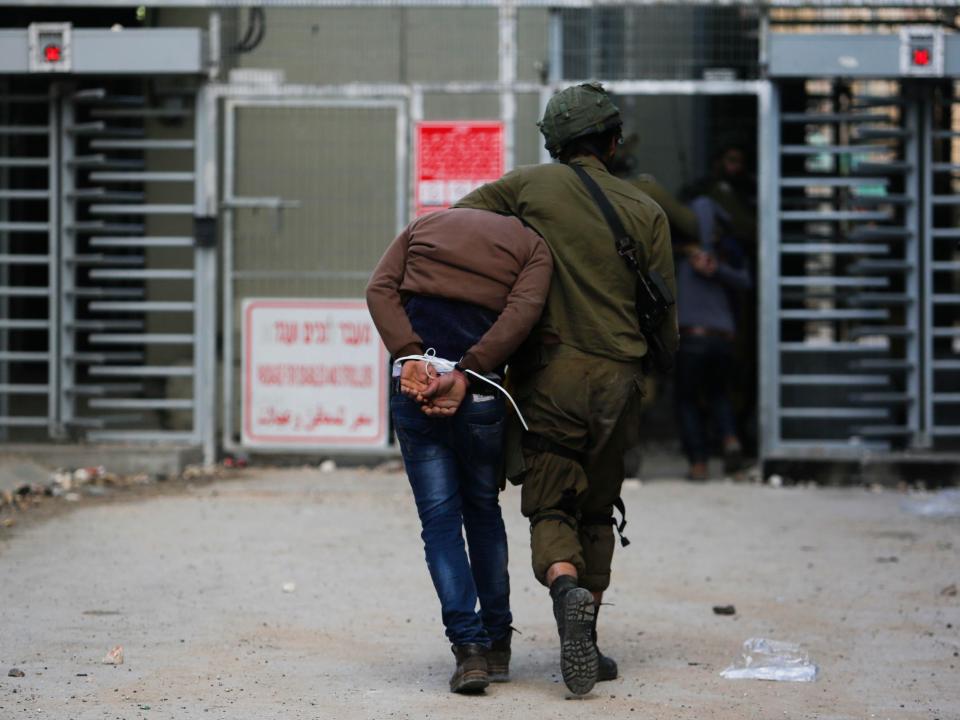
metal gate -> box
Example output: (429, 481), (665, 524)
(220, 91), (407, 453)
(923, 82), (960, 448)
(0, 79), (216, 458)
(762, 30), (960, 459)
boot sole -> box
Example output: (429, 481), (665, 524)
(450, 669), (489, 694)
(559, 588), (599, 695)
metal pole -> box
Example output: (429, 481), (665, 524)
(410, 86), (423, 222)
(48, 83), (61, 438)
(395, 96), (409, 234)
(58, 89), (75, 436)
(0, 82), (8, 441)
(919, 90), (933, 448)
(194, 84), (218, 465)
(901, 95), (922, 449)
(541, 8), (563, 165)
(758, 80), (780, 461)
(207, 11), (222, 81)
(221, 98), (236, 454)
(499, 0), (517, 172)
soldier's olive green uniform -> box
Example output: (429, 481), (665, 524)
(456, 155), (678, 592)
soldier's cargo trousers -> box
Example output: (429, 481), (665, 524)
(509, 344), (644, 592)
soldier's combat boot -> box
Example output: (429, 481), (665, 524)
(449, 644), (489, 694)
(550, 575), (599, 695)
(486, 629), (512, 682)
(592, 605), (619, 681)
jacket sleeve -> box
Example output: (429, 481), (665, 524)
(649, 209), (680, 358)
(713, 260), (752, 290)
(454, 170), (523, 215)
(458, 236), (553, 375)
(365, 226), (423, 359)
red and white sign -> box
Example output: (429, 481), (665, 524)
(415, 121), (504, 216)
(242, 299), (388, 447)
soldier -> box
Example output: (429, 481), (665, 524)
(456, 82), (678, 696)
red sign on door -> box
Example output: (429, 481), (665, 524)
(415, 121), (504, 216)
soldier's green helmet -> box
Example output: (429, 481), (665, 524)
(538, 82), (622, 159)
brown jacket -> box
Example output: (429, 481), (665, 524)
(366, 208), (553, 374)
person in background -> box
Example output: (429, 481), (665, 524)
(366, 207), (552, 694)
(674, 195), (752, 480)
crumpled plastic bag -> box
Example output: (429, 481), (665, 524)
(901, 489), (960, 519)
(720, 638), (818, 682)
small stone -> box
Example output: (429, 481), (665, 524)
(282, 582), (296, 593)
(102, 645), (124, 665)
(8, 668), (25, 677)
(712, 604), (736, 616)
(940, 584), (957, 597)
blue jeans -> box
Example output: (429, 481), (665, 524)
(391, 390), (512, 647)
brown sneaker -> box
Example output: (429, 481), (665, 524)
(688, 461), (709, 482)
(487, 630), (512, 682)
(449, 644), (489, 694)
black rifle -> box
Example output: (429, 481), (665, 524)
(570, 163), (675, 373)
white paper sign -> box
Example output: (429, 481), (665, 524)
(242, 299), (388, 447)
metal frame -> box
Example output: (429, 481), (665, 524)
(194, 84), (218, 464)
(57, 86), (75, 437)
(4, 2), (955, 465)
(6, 0), (960, 7)
(0, 87), (61, 435)
(47, 84), (60, 438)
(761, 58), (959, 462)
(0, 79), (217, 462)
(921, 90), (933, 446)
(219, 90), (408, 455)
(758, 80), (779, 459)
(922, 84), (960, 443)
(903, 96), (922, 447)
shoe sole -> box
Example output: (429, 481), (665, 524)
(559, 588), (599, 695)
(450, 670), (489, 694)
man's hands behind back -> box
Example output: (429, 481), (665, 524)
(399, 360), (468, 416)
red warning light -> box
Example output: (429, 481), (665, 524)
(912, 47), (931, 67)
(43, 44), (62, 63)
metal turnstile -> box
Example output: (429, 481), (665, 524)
(0, 25), (216, 458)
(762, 29), (960, 460)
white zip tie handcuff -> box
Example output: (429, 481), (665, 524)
(393, 348), (529, 430)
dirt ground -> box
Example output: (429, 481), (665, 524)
(1, 467), (957, 720)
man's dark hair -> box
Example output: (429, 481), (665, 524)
(558, 126), (622, 166)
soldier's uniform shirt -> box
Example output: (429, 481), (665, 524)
(457, 156), (678, 591)
(458, 156), (677, 364)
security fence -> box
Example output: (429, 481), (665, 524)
(1, 1), (959, 466)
